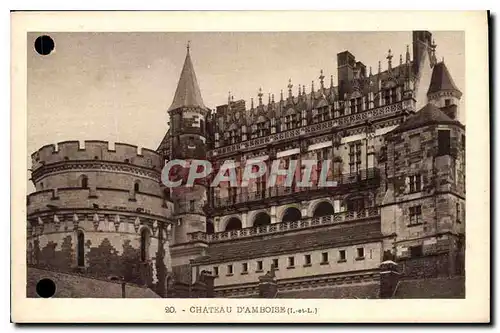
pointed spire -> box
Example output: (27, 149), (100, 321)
(258, 87), (263, 106)
(430, 39), (438, 65)
(168, 44), (206, 112)
(287, 79), (293, 98)
(319, 69), (325, 90)
(387, 49), (393, 70)
(406, 44), (411, 63)
(330, 75), (334, 88)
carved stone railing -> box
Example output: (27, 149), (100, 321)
(188, 207), (380, 243)
(210, 102), (404, 157)
(212, 168), (380, 209)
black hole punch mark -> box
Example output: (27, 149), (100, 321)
(36, 278), (56, 298)
(34, 35), (55, 56)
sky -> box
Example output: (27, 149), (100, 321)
(27, 31), (465, 189)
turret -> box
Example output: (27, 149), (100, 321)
(166, 44), (210, 283)
(427, 61), (463, 120)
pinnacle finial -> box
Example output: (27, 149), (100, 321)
(271, 94), (275, 103)
(251, 97), (254, 109)
(400, 54), (403, 66)
(268, 92), (271, 104)
(369, 66), (373, 76)
(330, 75), (334, 88)
(302, 85), (306, 96)
(387, 49), (393, 70)
(288, 79), (293, 98)
(311, 80), (315, 94)
(187, 40), (191, 53)
(280, 89), (283, 101)
(298, 84), (301, 96)
(319, 69), (325, 89)
(258, 87), (263, 105)
(406, 44), (411, 63)
(378, 61), (381, 73)
(228, 91), (231, 104)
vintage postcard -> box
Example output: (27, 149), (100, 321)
(11, 11), (489, 323)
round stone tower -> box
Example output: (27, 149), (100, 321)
(27, 140), (174, 296)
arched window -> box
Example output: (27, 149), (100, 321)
(253, 212), (271, 227)
(313, 201), (335, 217)
(281, 207), (302, 223)
(225, 217), (242, 231)
(77, 230), (85, 267)
(134, 181), (140, 193)
(140, 228), (150, 262)
(81, 175), (88, 189)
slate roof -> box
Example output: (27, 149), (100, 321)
(277, 282), (379, 299)
(192, 222), (383, 264)
(27, 267), (160, 298)
(168, 48), (207, 112)
(427, 62), (462, 96)
(391, 103), (462, 133)
(393, 276), (465, 298)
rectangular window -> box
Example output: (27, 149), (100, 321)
(350, 99), (356, 114)
(410, 134), (421, 152)
(384, 90), (391, 105)
(445, 99), (451, 107)
(227, 264), (233, 275)
(438, 130), (451, 156)
(189, 200), (195, 212)
(456, 203), (461, 223)
(213, 266), (219, 276)
(356, 98), (362, 113)
(242, 263), (248, 273)
(304, 254), (311, 265)
(409, 174), (422, 193)
(288, 256), (295, 268)
(410, 245), (423, 258)
(321, 252), (329, 264)
(409, 205), (423, 225)
(272, 258), (279, 269)
(339, 250), (346, 261)
(461, 134), (466, 150)
(356, 247), (365, 259)
(256, 260), (263, 271)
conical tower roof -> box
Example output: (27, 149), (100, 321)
(168, 46), (206, 112)
(427, 62), (462, 97)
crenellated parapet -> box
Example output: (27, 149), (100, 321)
(31, 140), (163, 173)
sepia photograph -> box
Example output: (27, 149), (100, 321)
(11, 11), (489, 323)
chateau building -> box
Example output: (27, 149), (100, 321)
(27, 31), (465, 298)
